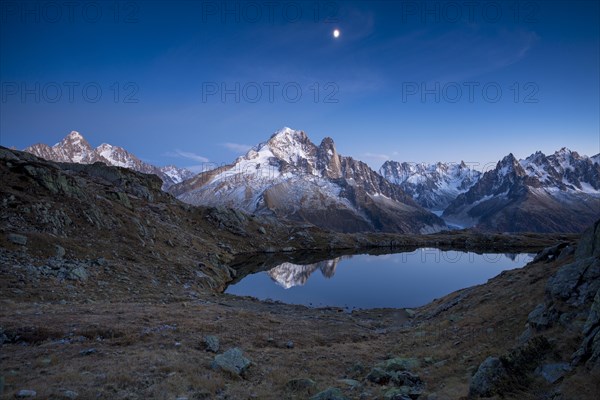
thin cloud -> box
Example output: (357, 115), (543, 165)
(364, 152), (390, 161)
(166, 149), (210, 163)
(221, 142), (252, 153)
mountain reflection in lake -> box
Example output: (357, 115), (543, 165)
(267, 258), (344, 289)
(225, 249), (534, 309)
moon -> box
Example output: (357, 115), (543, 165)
(333, 29), (340, 38)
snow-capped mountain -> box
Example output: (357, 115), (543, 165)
(24, 131), (194, 189)
(170, 127), (446, 233)
(443, 149), (600, 233)
(379, 161), (481, 211)
(268, 258), (341, 289)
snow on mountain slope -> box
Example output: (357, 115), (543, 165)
(170, 127), (446, 234)
(519, 148), (600, 193)
(380, 161), (481, 210)
(443, 149), (600, 233)
(24, 131), (194, 189)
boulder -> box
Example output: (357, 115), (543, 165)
(575, 220), (600, 259)
(535, 362), (571, 383)
(546, 257), (600, 306)
(533, 243), (568, 263)
(469, 357), (506, 397)
(527, 303), (556, 329)
(378, 357), (420, 372)
(211, 348), (251, 376)
(366, 367), (390, 384)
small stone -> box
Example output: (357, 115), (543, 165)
(384, 387), (412, 400)
(286, 378), (316, 393)
(366, 367), (390, 384)
(15, 390), (36, 398)
(405, 308), (416, 318)
(426, 393), (451, 400)
(286, 340), (294, 349)
(63, 390), (79, 399)
(309, 387), (348, 400)
(68, 266), (88, 281)
(257, 226), (266, 234)
(55, 245), (66, 258)
(94, 257), (108, 267)
(347, 362), (366, 377)
(203, 335), (220, 353)
(79, 348), (97, 356)
(337, 378), (361, 389)
(8, 233), (27, 246)
(390, 371), (424, 391)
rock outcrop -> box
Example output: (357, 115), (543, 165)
(469, 219), (600, 398)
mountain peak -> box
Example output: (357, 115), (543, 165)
(495, 153), (526, 178)
(270, 127), (304, 141)
(553, 147), (583, 161)
(500, 153), (518, 163)
(171, 127), (445, 234)
(319, 136), (336, 149)
(25, 131), (193, 189)
(53, 130), (94, 163)
(265, 127), (313, 164)
(68, 130), (83, 139)
(60, 130), (88, 145)
(267, 127), (309, 147)
(556, 147), (572, 154)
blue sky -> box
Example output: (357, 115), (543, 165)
(1, 0), (598, 170)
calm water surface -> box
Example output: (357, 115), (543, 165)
(225, 249), (533, 309)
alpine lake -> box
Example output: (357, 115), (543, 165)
(225, 248), (534, 310)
